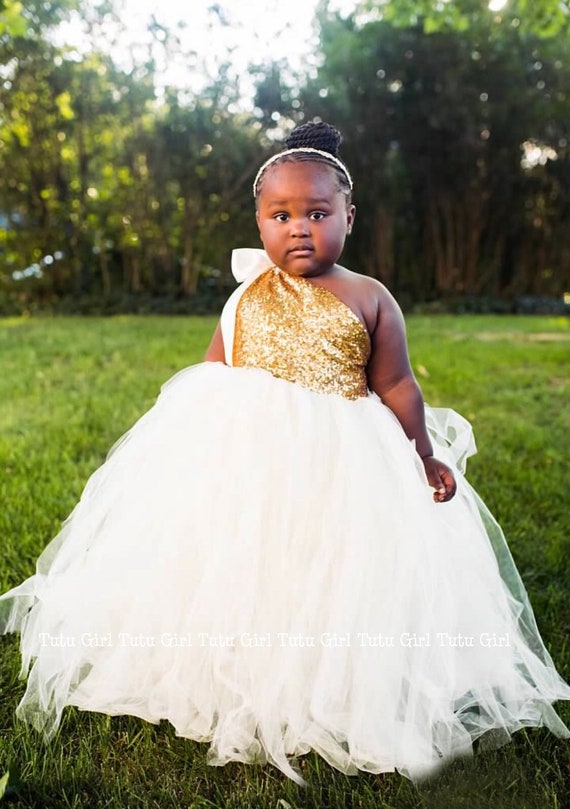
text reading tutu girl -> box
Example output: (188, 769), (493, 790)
(1, 121), (569, 786)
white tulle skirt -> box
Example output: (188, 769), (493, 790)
(1, 361), (569, 785)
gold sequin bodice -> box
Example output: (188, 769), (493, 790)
(233, 267), (370, 399)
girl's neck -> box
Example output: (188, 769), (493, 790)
(277, 264), (339, 280)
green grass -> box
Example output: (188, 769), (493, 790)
(0, 314), (569, 808)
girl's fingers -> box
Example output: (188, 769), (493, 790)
(424, 458), (457, 502)
(439, 468), (457, 501)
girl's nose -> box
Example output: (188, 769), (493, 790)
(291, 218), (310, 236)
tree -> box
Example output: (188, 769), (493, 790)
(148, 81), (261, 295)
(293, 0), (570, 300)
(0, 2), (264, 306)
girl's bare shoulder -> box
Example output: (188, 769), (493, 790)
(334, 265), (402, 317)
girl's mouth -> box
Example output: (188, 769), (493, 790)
(289, 246), (314, 255)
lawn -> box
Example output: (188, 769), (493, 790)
(0, 314), (569, 808)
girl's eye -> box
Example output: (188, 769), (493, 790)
(310, 212), (326, 221)
(274, 213), (289, 222)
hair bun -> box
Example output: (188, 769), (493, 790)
(285, 121), (342, 157)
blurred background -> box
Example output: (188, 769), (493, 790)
(0, 0), (568, 314)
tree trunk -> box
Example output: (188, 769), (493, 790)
(100, 247), (111, 296)
(131, 254), (141, 293)
(180, 197), (199, 294)
(375, 204), (395, 290)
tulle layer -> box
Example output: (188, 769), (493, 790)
(1, 362), (569, 785)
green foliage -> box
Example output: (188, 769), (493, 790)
(147, 84), (262, 294)
(0, 23), (261, 302)
(295, 3), (570, 299)
(0, 0), (81, 38)
(357, 0), (570, 37)
(0, 0), (568, 307)
(0, 1), (27, 38)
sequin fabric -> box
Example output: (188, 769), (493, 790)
(233, 267), (370, 399)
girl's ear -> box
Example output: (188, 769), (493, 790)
(255, 210), (263, 243)
(346, 204), (356, 235)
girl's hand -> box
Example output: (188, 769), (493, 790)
(421, 456), (457, 502)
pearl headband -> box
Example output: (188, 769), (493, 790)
(253, 147), (353, 197)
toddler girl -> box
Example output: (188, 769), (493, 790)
(1, 121), (568, 787)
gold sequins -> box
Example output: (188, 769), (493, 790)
(233, 268), (370, 400)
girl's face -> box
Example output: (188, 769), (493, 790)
(255, 161), (355, 277)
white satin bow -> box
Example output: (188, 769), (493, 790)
(231, 248), (273, 283)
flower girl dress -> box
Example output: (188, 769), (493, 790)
(1, 248), (569, 786)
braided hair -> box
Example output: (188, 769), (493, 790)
(253, 121), (352, 202)
(285, 121), (342, 153)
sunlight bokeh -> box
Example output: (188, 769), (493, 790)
(57, 0), (357, 98)
(488, 0), (508, 11)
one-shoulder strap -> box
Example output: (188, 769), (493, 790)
(220, 249), (273, 365)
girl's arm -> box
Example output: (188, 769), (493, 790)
(204, 321), (226, 363)
(366, 285), (456, 502)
